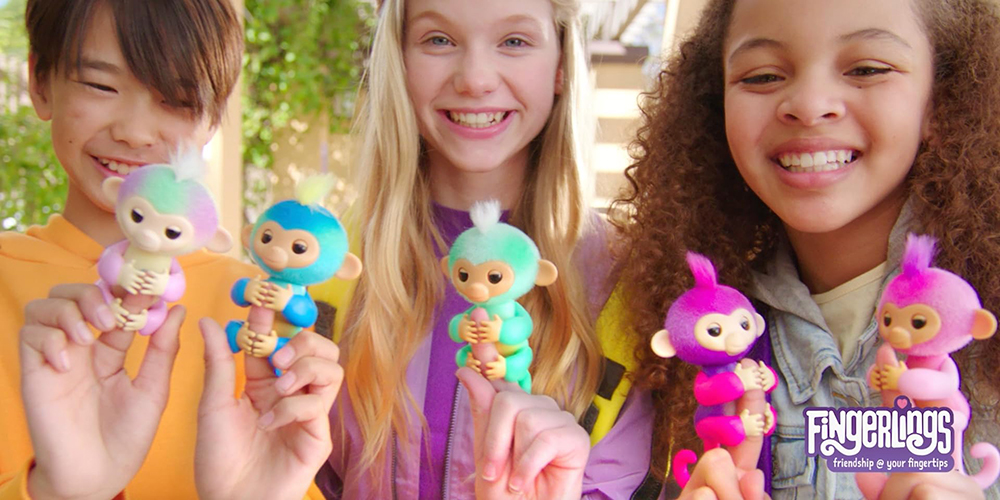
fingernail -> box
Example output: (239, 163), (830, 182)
(272, 346), (294, 368)
(507, 477), (523, 494)
(58, 350), (71, 372)
(275, 372), (296, 393)
(482, 463), (497, 481)
(73, 322), (95, 344)
(96, 307), (116, 331)
(257, 411), (274, 429)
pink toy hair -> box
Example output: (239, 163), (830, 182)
(879, 234), (983, 355)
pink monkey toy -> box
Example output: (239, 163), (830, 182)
(650, 252), (777, 488)
(861, 234), (1000, 494)
(96, 152), (232, 335)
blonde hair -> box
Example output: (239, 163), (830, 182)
(339, 0), (601, 488)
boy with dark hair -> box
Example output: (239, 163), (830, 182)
(0, 1), (338, 498)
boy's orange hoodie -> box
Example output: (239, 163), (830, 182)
(0, 215), (324, 499)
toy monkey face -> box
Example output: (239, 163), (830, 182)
(118, 195), (196, 255)
(449, 258), (515, 304)
(693, 307), (763, 355)
(251, 220), (321, 271)
(879, 302), (942, 350)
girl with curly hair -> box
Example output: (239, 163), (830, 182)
(613, 0), (1000, 498)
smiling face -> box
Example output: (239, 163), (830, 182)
(723, 0), (934, 236)
(28, 3), (214, 214)
(402, 0), (562, 182)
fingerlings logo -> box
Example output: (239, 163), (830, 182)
(804, 397), (955, 473)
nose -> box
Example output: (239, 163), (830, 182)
(453, 46), (500, 97)
(111, 97), (159, 149)
(776, 72), (846, 127)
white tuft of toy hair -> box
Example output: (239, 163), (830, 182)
(169, 146), (207, 182)
(295, 174), (337, 206)
(470, 199), (502, 234)
(686, 251), (719, 289)
(901, 233), (937, 276)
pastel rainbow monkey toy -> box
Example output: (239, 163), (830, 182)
(861, 234), (1000, 495)
(650, 252), (777, 489)
(97, 151), (232, 335)
(441, 200), (558, 393)
(225, 176), (361, 375)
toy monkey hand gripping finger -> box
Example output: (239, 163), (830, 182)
(96, 151), (232, 335)
(225, 176), (361, 375)
(863, 234), (1000, 494)
(649, 252), (777, 489)
(441, 200), (557, 394)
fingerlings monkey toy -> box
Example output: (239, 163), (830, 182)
(866, 234), (999, 491)
(650, 252), (777, 488)
(97, 151), (232, 335)
(225, 176), (362, 375)
(441, 200), (557, 393)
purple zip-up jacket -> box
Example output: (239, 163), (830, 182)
(320, 205), (655, 499)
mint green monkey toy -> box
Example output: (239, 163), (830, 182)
(440, 200), (558, 393)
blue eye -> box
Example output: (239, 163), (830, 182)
(503, 38), (527, 48)
(430, 36), (451, 46)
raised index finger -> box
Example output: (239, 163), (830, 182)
(727, 358), (767, 472)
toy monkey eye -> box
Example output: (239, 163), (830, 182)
(883, 313), (892, 327)
(911, 315), (927, 329)
(458, 269), (469, 282)
(488, 271), (503, 284)
(130, 209), (144, 223)
(707, 323), (722, 337)
(261, 230), (273, 244)
(740, 317), (751, 330)
(292, 240), (308, 255)
(164, 227), (182, 240)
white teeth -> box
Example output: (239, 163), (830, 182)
(777, 149), (856, 173)
(448, 111), (507, 128)
(97, 157), (139, 175)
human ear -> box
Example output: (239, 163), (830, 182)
(101, 177), (124, 207)
(554, 65), (564, 95)
(335, 252), (363, 280)
(205, 227), (234, 254)
(28, 54), (52, 121)
(651, 329), (676, 358)
(535, 259), (558, 286)
(971, 308), (997, 340)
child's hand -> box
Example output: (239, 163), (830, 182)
(458, 367), (590, 500)
(195, 319), (342, 500)
(19, 283), (184, 500)
(856, 470), (983, 500)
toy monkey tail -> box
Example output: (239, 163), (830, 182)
(671, 449), (698, 489)
(969, 442), (1000, 489)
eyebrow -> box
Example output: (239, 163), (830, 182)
(727, 28), (912, 64)
(407, 11), (545, 32)
(78, 57), (122, 75)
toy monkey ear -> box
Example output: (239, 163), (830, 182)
(204, 227), (233, 254)
(651, 329), (675, 358)
(535, 259), (558, 286)
(241, 224), (254, 250)
(101, 177), (124, 207)
(336, 252), (363, 280)
(971, 308), (998, 340)
(754, 312), (766, 338)
(440, 256), (451, 278)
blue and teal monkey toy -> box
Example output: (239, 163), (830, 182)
(441, 200), (558, 393)
(225, 178), (361, 375)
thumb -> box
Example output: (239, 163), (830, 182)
(199, 318), (237, 413)
(855, 472), (889, 500)
(133, 305), (185, 401)
(457, 367), (498, 456)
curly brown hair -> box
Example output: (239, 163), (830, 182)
(611, 0), (1000, 477)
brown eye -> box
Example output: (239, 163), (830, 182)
(131, 208), (144, 223)
(740, 317), (751, 330)
(488, 271), (503, 284)
(912, 315), (927, 329)
(165, 227), (181, 240)
(458, 269), (469, 282)
(261, 229), (273, 244)
(292, 240), (308, 255)
(707, 324), (722, 337)
(884, 313), (892, 327)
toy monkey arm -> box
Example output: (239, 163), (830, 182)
(96, 240), (129, 285)
(693, 371), (745, 406)
(230, 278), (252, 307)
(160, 259), (185, 302)
(449, 307), (475, 342)
(282, 292), (318, 328)
(897, 358), (960, 400)
(497, 302), (533, 345)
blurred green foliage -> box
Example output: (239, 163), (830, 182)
(0, 0), (66, 232)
